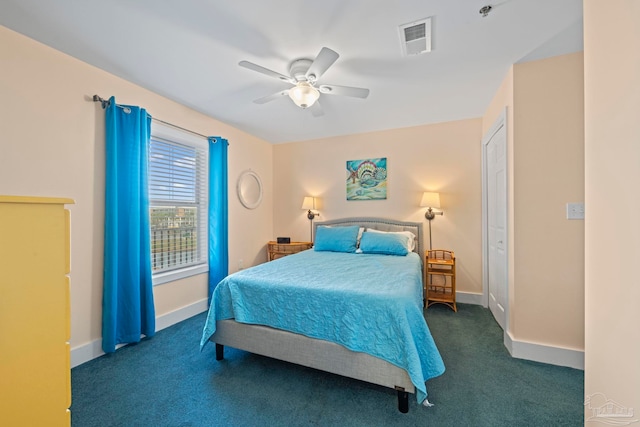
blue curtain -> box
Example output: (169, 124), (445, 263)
(208, 137), (229, 303)
(103, 96), (155, 353)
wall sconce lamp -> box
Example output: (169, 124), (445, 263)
(301, 196), (320, 242)
(420, 192), (443, 250)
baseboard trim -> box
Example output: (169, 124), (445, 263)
(456, 291), (484, 306)
(504, 331), (584, 370)
(70, 298), (209, 368)
(155, 298), (209, 331)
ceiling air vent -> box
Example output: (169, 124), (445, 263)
(399, 17), (432, 56)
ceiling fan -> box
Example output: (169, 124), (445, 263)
(239, 47), (370, 117)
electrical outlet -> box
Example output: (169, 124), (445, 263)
(238, 259), (244, 270)
(566, 203), (585, 220)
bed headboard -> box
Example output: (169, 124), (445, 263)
(314, 217), (424, 257)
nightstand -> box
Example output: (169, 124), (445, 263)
(425, 249), (457, 312)
(267, 241), (313, 261)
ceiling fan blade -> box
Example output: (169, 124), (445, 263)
(253, 90), (289, 104)
(309, 101), (324, 117)
(305, 47), (339, 82)
(239, 61), (295, 84)
(318, 84), (370, 99)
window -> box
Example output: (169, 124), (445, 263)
(149, 122), (208, 285)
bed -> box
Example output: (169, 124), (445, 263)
(200, 217), (445, 413)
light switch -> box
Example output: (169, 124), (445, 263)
(566, 203), (585, 220)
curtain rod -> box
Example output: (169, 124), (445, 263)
(92, 95), (212, 140)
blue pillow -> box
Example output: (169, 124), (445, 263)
(314, 226), (360, 253)
(359, 231), (409, 256)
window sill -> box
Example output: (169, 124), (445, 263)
(153, 264), (208, 286)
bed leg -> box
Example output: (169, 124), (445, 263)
(397, 390), (409, 413)
(215, 343), (224, 361)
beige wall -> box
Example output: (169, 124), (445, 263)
(273, 119), (484, 295)
(511, 52), (585, 349)
(584, 0), (640, 418)
(483, 53), (585, 351)
(0, 26), (273, 352)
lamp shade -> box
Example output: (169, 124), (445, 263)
(289, 82), (320, 108)
(301, 196), (316, 210)
(420, 192), (441, 208)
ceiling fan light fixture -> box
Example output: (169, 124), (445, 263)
(288, 82), (320, 109)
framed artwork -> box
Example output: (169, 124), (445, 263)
(346, 157), (387, 200)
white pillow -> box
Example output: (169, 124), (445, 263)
(357, 227), (365, 246)
(366, 228), (416, 252)
(354, 227), (366, 253)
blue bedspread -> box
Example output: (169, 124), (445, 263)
(200, 250), (445, 404)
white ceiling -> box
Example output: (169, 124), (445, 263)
(0, 0), (583, 144)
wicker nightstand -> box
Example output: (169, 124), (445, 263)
(267, 241), (313, 261)
(425, 249), (457, 312)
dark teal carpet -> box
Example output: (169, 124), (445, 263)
(71, 304), (584, 426)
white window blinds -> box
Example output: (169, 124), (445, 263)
(149, 132), (208, 274)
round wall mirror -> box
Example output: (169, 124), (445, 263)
(237, 170), (263, 209)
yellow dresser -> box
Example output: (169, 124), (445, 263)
(0, 196), (73, 426)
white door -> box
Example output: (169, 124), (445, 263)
(483, 112), (508, 330)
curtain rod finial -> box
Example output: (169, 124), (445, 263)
(93, 94), (109, 109)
